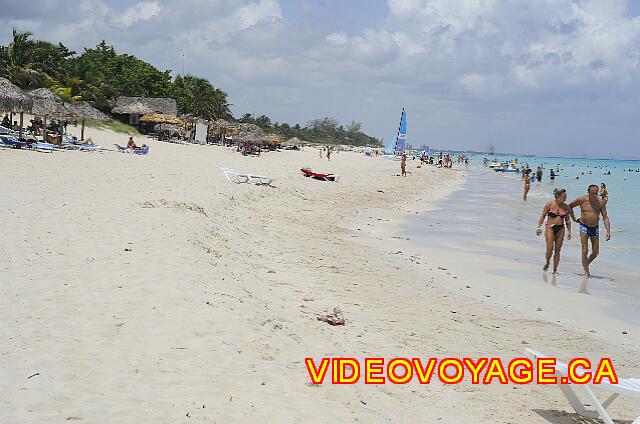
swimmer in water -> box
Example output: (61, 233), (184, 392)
(523, 169), (532, 201)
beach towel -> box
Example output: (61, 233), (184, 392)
(300, 168), (340, 182)
(115, 144), (150, 155)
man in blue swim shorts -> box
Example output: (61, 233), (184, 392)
(569, 185), (611, 277)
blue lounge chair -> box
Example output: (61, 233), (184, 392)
(0, 135), (26, 148)
(26, 142), (55, 153)
(115, 144), (149, 155)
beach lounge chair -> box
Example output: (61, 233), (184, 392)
(61, 137), (103, 152)
(0, 125), (17, 136)
(0, 135), (25, 148)
(526, 349), (640, 424)
(220, 167), (275, 186)
(115, 144), (150, 155)
(26, 142), (54, 153)
(300, 168), (340, 182)
(77, 143), (102, 152)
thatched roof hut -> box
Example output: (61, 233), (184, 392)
(28, 88), (64, 116)
(112, 96), (178, 116)
(0, 77), (33, 112)
(140, 113), (184, 125)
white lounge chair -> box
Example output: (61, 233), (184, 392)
(526, 348), (640, 424)
(220, 167), (275, 186)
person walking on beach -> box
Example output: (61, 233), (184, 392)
(600, 183), (608, 202)
(536, 188), (575, 274)
(569, 185), (611, 277)
(326, 145), (331, 161)
(523, 169), (532, 201)
(400, 153), (407, 176)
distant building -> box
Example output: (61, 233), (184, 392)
(112, 96), (178, 127)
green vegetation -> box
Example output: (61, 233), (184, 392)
(1, 29), (381, 146)
(239, 115), (383, 147)
(84, 119), (141, 136)
(0, 30), (231, 120)
(172, 75), (233, 121)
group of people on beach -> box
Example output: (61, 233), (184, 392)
(536, 184), (611, 277)
(521, 165), (550, 201)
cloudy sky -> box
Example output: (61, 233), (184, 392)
(2, 0), (640, 159)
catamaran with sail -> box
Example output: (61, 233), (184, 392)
(384, 108), (407, 159)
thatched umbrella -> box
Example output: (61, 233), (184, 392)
(0, 78), (32, 112)
(66, 101), (109, 121)
(265, 134), (284, 145)
(0, 77), (33, 139)
(140, 113), (184, 125)
(65, 101), (110, 141)
(210, 119), (234, 130)
(154, 123), (184, 137)
(283, 137), (302, 148)
(29, 88), (64, 115)
(28, 88), (65, 142)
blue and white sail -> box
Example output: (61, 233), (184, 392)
(394, 108), (407, 154)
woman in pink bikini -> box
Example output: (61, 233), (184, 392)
(536, 188), (576, 274)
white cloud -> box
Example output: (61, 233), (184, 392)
(233, 0), (282, 30)
(457, 73), (488, 93)
(115, 1), (162, 26)
(2, 0), (640, 157)
(326, 32), (348, 46)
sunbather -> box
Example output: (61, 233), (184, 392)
(127, 137), (138, 149)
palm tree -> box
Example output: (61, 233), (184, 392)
(0, 29), (44, 89)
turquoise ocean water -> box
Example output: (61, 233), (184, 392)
(404, 155), (640, 322)
(485, 155), (640, 269)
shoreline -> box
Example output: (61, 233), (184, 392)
(2, 135), (639, 423)
(377, 166), (639, 340)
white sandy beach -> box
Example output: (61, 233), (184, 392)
(1, 125), (639, 423)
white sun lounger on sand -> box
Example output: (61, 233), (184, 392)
(220, 167), (274, 186)
(526, 348), (640, 424)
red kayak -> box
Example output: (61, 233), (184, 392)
(300, 168), (339, 182)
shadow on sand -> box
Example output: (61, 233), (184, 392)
(533, 409), (634, 424)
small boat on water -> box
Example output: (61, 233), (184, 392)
(493, 163), (518, 172)
(489, 160), (503, 169)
